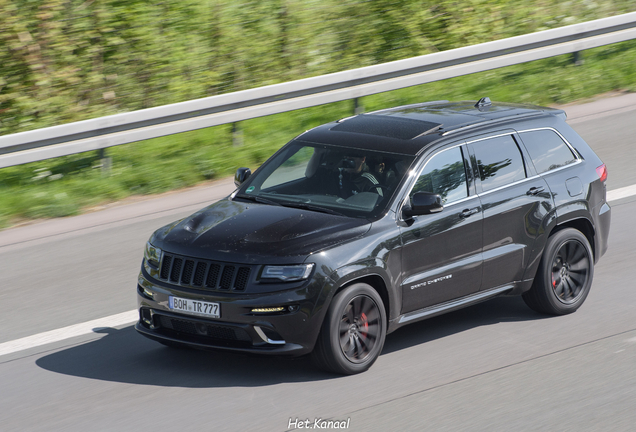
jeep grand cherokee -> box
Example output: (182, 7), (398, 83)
(136, 98), (611, 374)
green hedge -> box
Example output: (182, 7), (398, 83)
(2, 0), (634, 134)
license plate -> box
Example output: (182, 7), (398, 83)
(169, 296), (220, 318)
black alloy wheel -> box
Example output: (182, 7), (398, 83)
(338, 294), (382, 363)
(523, 228), (594, 315)
(550, 239), (591, 304)
(311, 283), (387, 375)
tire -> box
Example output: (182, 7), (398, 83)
(311, 283), (387, 375)
(523, 228), (594, 315)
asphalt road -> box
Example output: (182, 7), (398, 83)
(1, 94), (635, 432)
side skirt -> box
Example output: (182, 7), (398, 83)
(388, 284), (514, 333)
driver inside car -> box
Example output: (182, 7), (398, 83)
(338, 155), (384, 198)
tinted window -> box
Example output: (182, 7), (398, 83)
(261, 146), (315, 189)
(412, 147), (468, 204)
(472, 135), (526, 192)
(519, 129), (577, 174)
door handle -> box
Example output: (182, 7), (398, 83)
(459, 208), (479, 218)
(526, 186), (545, 196)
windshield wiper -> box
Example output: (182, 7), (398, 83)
(281, 202), (345, 216)
(236, 194), (345, 216)
(234, 194), (281, 206)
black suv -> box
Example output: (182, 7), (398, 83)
(136, 98), (611, 374)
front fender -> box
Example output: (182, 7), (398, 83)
(316, 258), (398, 325)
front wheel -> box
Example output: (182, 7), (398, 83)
(523, 228), (594, 315)
(311, 283), (386, 375)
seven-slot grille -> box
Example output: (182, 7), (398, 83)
(159, 252), (251, 291)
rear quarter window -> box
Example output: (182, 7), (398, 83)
(518, 129), (577, 174)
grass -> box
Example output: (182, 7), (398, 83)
(1, 40), (636, 230)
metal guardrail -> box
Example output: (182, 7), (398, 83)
(1, 11), (636, 169)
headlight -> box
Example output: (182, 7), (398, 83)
(261, 264), (314, 282)
(144, 241), (162, 268)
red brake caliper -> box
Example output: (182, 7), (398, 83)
(360, 312), (369, 337)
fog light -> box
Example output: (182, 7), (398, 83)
(251, 306), (285, 313)
(140, 308), (153, 325)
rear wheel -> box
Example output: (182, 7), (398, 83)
(523, 228), (594, 315)
(311, 283), (386, 375)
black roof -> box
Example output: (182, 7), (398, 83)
(331, 115), (440, 140)
(297, 100), (565, 155)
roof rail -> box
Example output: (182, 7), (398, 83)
(441, 112), (547, 137)
(368, 100), (449, 115)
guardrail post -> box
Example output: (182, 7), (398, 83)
(572, 51), (583, 65)
(97, 148), (111, 174)
(232, 122), (243, 147)
(354, 98), (364, 115)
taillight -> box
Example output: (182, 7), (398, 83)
(596, 164), (607, 182)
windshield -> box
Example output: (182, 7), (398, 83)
(234, 140), (415, 218)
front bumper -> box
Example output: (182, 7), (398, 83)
(135, 268), (327, 356)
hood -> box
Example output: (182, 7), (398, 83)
(150, 198), (371, 264)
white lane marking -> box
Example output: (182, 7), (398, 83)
(0, 185), (635, 359)
(607, 184), (636, 202)
(0, 310), (138, 357)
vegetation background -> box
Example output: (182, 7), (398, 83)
(1, 0), (635, 228)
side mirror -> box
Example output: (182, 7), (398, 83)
(403, 191), (443, 218)
(234, 167), (251, 187)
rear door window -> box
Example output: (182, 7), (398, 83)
(471, 134), (527, 192)
(518, 129), (577, 174)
